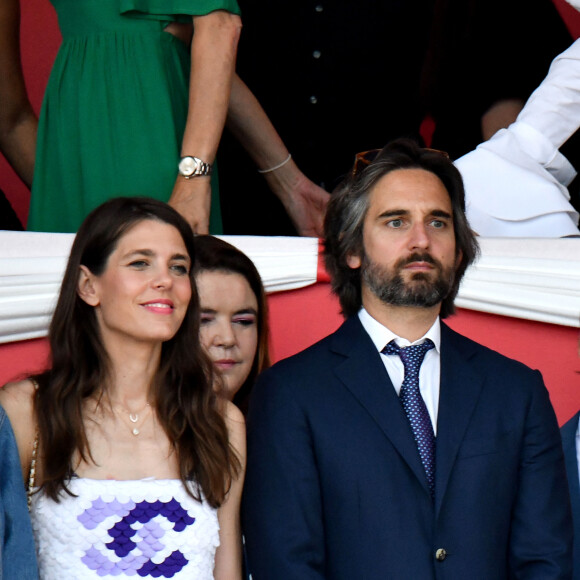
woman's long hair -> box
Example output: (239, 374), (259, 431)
(34, 197), (239, 507)
(193, 236), (270, 414)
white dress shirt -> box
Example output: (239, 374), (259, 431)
(358, 308), (441, 434)
(455, 38), (580, 238)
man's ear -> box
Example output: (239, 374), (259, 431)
(346, 253), (362, 269)
(77, 265), (100, 306)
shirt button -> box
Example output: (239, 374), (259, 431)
(315, 4), (323, 12)
(309, 95), (318, 104)
(435, 548), (447, 561)
(312, 50), (321, 59)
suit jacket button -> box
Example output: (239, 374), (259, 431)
(435, 548), (447, 561)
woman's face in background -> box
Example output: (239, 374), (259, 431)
(197, 270), (259, 400)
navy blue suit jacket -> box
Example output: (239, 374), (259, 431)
(561, 412), (580, 580)
(243, 316), (573, 579)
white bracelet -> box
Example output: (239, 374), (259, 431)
(257, 153), (292, 174)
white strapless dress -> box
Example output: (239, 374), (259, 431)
(29, 477), (219, 579)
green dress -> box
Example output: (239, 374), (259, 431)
(28, 0), (240, 233)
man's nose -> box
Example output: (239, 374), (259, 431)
(408, 222), (430, 249)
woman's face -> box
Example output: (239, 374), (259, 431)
(196, 270), (259, 400)
(79, 220), (192, 349)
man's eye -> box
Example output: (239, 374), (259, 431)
(388, 219), (403, 228)
(431, 219), (446, 228)
(128, 260), (148, 268)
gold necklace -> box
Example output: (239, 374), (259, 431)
(115, 403), (151, 436)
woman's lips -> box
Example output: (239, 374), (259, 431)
(214, 359), (238, 370)
(141, 299), (174, 314)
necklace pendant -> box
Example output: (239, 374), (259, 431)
(132, 427), (140, 436)
(129, 414), (139, 423)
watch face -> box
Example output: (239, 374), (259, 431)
(179, 156), (198, 176)
(179, 156), (211, 177)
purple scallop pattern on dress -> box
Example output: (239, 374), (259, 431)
(78, 497), (195, 577)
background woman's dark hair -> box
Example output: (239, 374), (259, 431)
(324, 138), (479, 319)
(193, 235), (270, 414)
(34, 197), (239, 507)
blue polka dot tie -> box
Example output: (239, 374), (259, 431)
(382, 339), (436, 499)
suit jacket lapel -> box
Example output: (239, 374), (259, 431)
(435, 323), (484, 516)
(331, 317), (431, 497)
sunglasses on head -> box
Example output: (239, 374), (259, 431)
(352, 147), (450, 177)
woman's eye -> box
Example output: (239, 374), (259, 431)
(200, 314), (214, 325)
(128, 260), (148, 268)
(171, 263), (189, 275)
(233, 317), (256, 327)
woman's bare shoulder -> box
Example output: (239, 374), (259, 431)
(0, 379), (37, 474)
(222, 400), (245, 456)
(0, 379), (36, 416)
(219, 399), (244, 431)
(223, 399), (244, 422)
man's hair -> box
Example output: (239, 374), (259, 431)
(324, 138), (479, 318)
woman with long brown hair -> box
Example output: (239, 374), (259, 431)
(0, 197), (244, 579)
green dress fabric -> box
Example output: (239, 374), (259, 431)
(28, 0), (240, 233)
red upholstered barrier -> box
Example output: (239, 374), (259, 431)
(0, 338), (49, 387)
(1, 2), (579, 424)
(1, 281), (578, 425)
(268, 284), (580, 426)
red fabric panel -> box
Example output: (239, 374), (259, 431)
(1, 284), (578, 425)
(1, 0), (579, 424)
(554, 0), (580, 37)
(0, 337), (49, 386)
(268, 283), (343, 362)
(316, 240), (330, 283)
(269, 286), (580, 426)
(0, 1), (60, 225)
(446, 309), (580, 425)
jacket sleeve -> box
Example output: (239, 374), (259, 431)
(508, 371), (573, 579)
(242, 368), (327, 580)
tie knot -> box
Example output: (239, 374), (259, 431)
(382, 339), (434, 372)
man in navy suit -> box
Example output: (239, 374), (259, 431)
(562, 409), (580, 580)
(243, 139), (573, 579)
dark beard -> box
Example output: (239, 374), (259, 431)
(362, 252), (455, 308)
